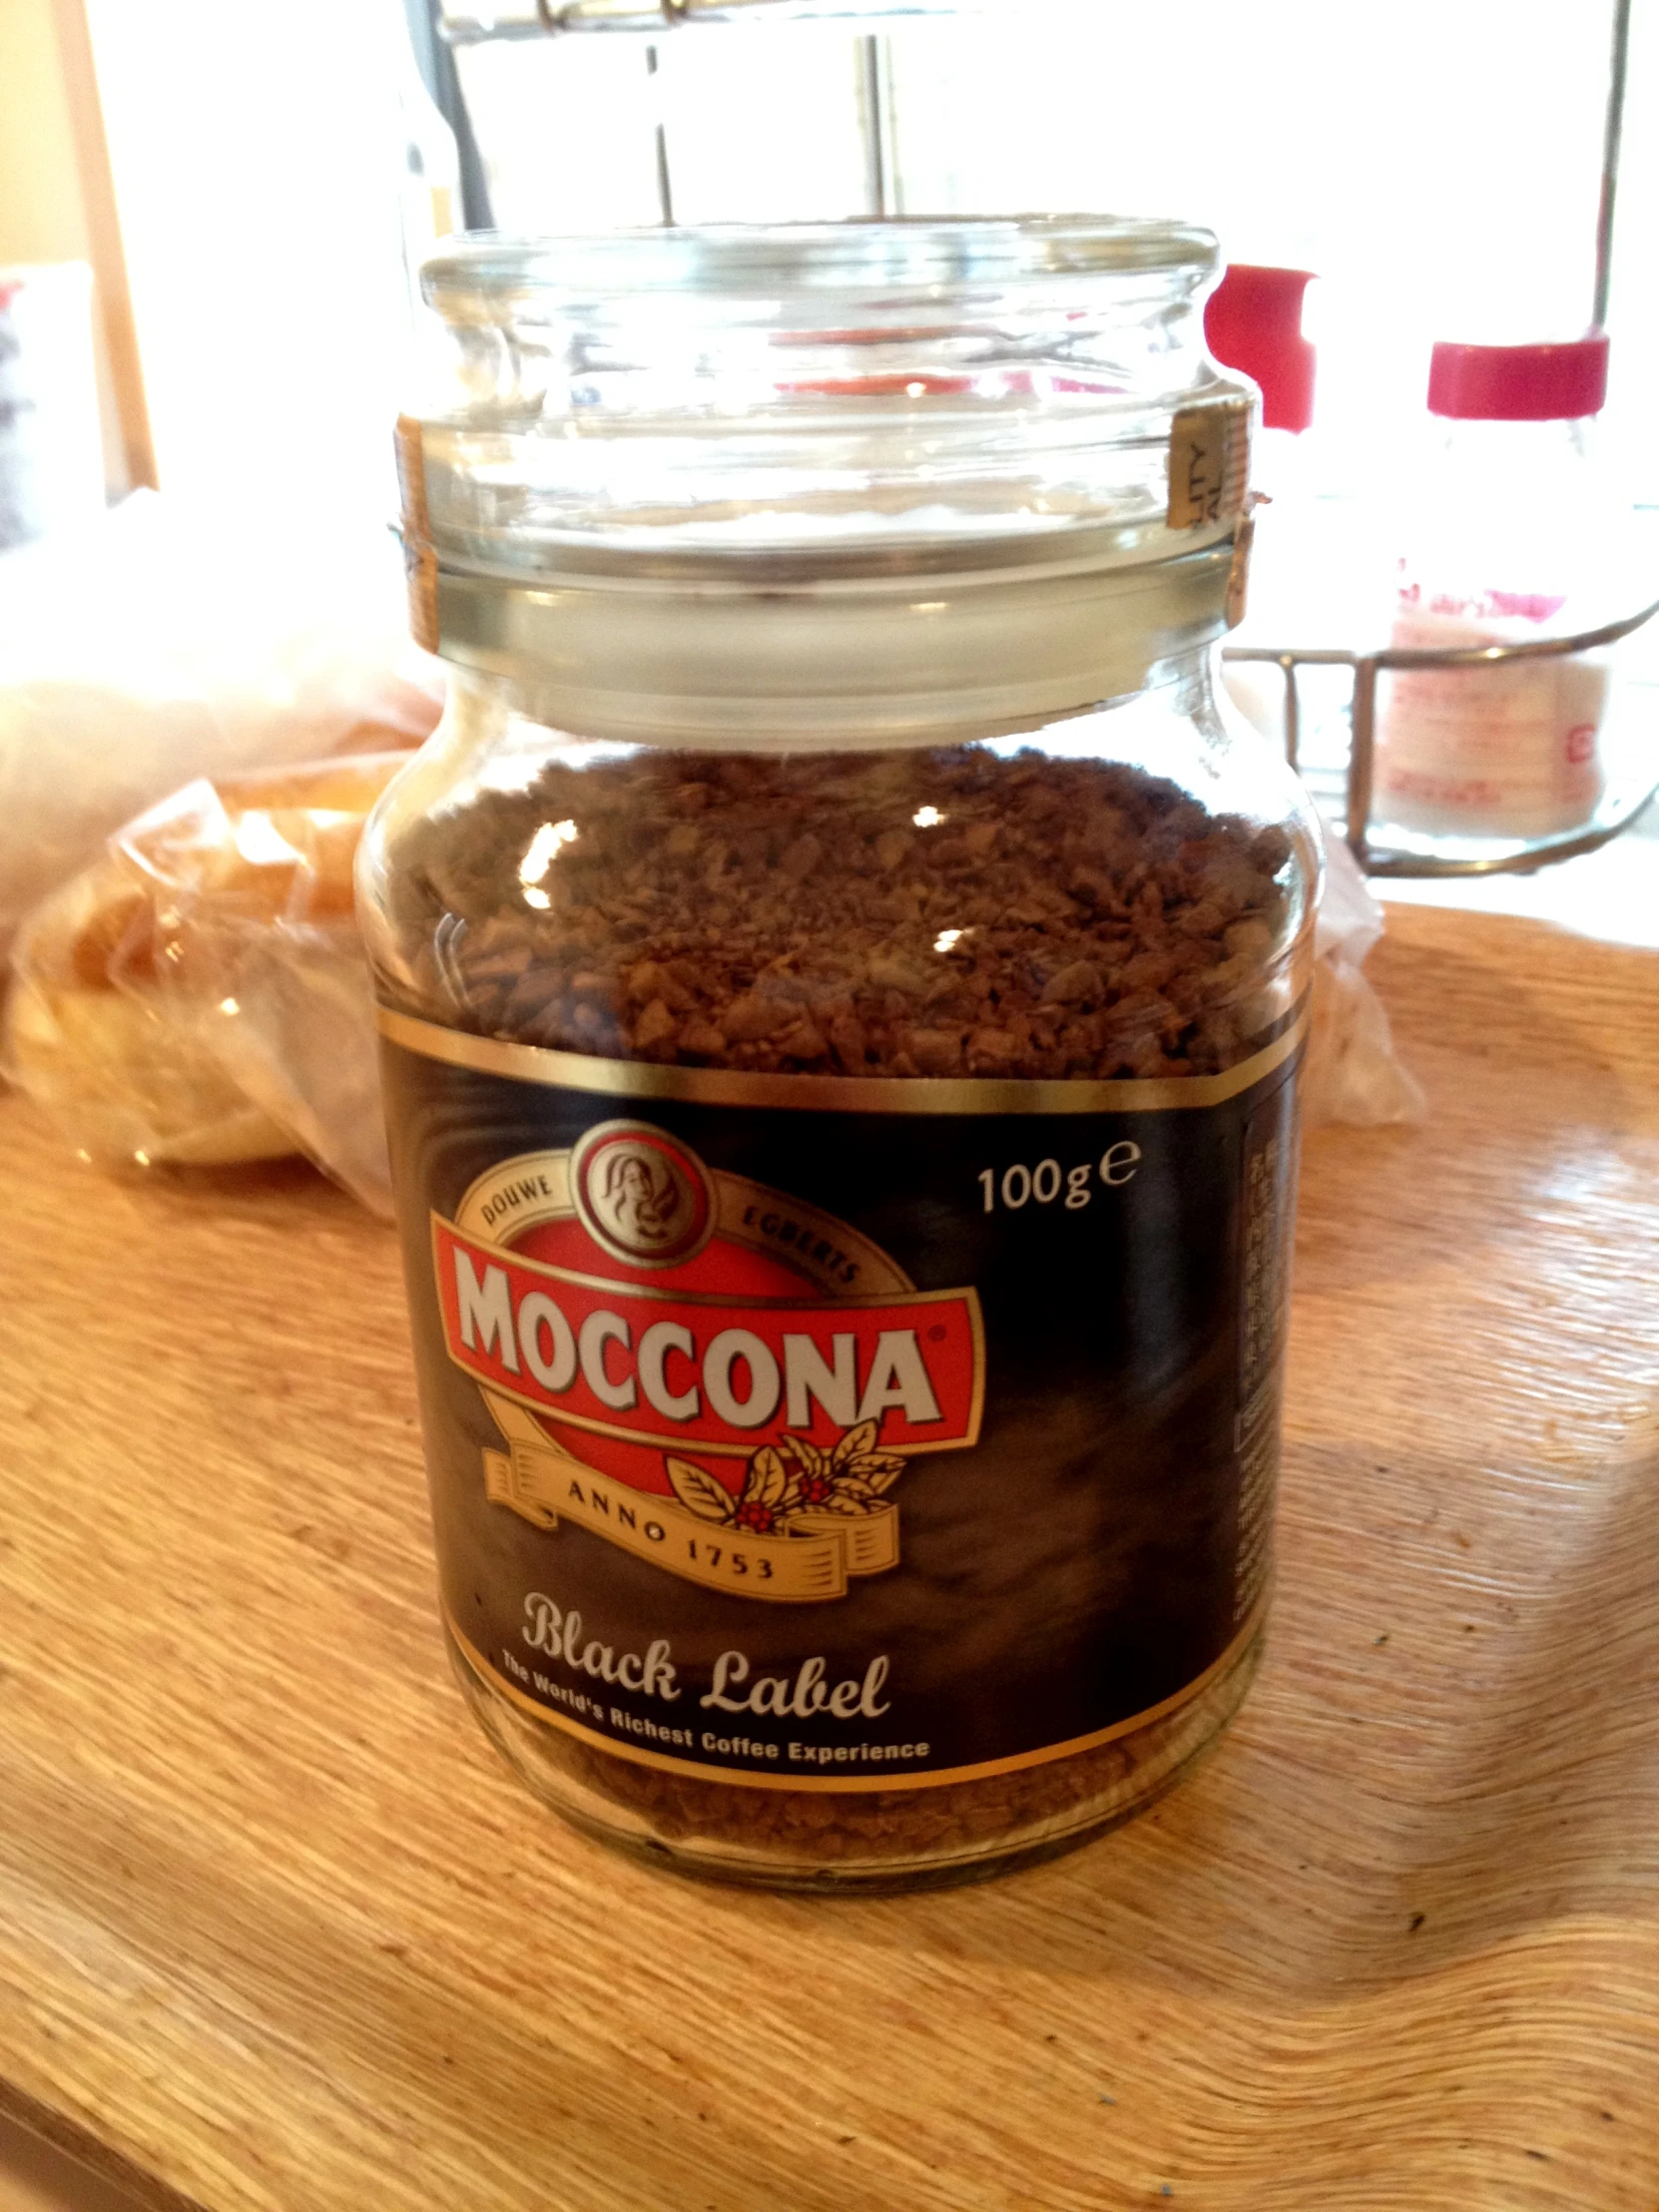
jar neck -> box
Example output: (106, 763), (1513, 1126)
(431, 541), (1235, 750)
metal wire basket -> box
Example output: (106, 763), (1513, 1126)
(439, 0), (970, 38)
(1223, 591), (1659, 876)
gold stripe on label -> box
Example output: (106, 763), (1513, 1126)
(380, 1004), (1308, 1116)
(446, 1602), (1267, 1796)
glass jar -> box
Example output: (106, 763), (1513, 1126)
(360, 219), (1320, 1892)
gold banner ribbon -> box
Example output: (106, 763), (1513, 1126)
(483, 1440), (898, 1603)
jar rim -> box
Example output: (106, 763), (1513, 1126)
(422, 215), (1220, 319)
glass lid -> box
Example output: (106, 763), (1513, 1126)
(411, 217), (1248, 582)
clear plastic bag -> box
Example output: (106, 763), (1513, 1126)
(0, 491), (442, 962)
(3, 753), (412, 1212)
(5, 745), (1418, 1221)
(1301, 823), (1426, 1128)
(1223, 664), (1424, 1128)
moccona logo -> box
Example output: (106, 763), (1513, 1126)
(433, 1122), (985, 1601)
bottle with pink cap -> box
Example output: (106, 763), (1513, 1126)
(1375, 332), (1614, 845)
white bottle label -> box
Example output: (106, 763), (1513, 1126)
(1376, 599), (1606, 840)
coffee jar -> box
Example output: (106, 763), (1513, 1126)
(358, 218), (1320, 1891)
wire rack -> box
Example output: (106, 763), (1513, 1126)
(1223, 591), (1659, 877)
(438, 0), (967, 38)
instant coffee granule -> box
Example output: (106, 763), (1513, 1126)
(385, 746), (1292, 1080)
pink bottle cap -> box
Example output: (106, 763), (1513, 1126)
(1203, 265), (1317, 433)
(1426, 334), (1609, 421)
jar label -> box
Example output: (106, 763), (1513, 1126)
(1377, 607), (1606, 838)
(393, 414), (439, 655)
(1167, 400), (1252, 532)
(381, 1007), (1303, 1793)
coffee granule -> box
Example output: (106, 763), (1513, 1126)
(390, 741), (1295, 1877)
(384, 745), (1293, 1081)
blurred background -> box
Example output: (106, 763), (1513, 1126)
(0, 0), (1655, 982)
(2, 0), (1654, 536)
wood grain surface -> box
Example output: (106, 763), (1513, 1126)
(1, 903), (1657, 2212)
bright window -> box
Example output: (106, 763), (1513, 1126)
(85, 0), (1657, 522)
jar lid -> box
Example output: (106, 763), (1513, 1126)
(404, 219), (1255, 739)
(409, 217), (1250, 586)
(1426, 333), (1610, 421)
(422, 216), (1221, 312)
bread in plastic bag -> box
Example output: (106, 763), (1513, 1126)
(3, 753), (411, 1212)
(0, 490), (442, 963)
(6, 744), (1421, 1220)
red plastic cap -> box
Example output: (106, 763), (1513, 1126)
(1427, 333), (1609, 421)
(1203, 264), (1317, 433)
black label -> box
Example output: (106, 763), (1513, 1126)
(380, 1011), (1302, 1793)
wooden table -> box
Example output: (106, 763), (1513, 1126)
(2, 904), (1657, 2212)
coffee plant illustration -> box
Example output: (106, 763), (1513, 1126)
(666, 1420), (907, 1535)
